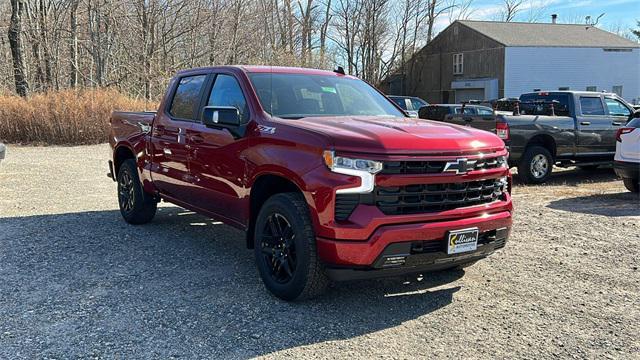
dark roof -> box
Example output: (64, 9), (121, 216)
(458, 20), (640, 48)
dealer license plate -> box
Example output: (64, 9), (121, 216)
(447, 228), (479, 255)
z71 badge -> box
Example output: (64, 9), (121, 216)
(258, 125), (276, 134)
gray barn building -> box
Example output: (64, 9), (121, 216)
(380, 20), (640, 104)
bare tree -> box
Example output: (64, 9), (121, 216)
(498, 0), (523, 22)
(8, 0), (29, 97)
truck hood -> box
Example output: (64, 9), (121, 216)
(284, 116), (505, 155)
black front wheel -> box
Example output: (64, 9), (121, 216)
(518, 146), (553, 184)
(117, 159), (157, 224)
(623, 178), (640, 193)
(254, 193), (328, 301)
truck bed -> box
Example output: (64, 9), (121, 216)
(110, 111), (156, 144)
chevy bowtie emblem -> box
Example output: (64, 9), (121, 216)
(443, 158), (476, 174)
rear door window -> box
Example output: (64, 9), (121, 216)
(169, 75), (207, 120)
(580, 97), (605, 116)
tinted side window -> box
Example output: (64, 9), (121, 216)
(454, 107), (474, 115)
(519, 93), (571, 116)
(391, 98), (408, 110)
(627, 118), (640, 128)
(207, 74), (249, 122)
(169, 75), (207, 120)
(477, 107), (494, 116)
(580, 97), (605, 116)
(604, 98), (631, 117)
(411, 98), (427, 111)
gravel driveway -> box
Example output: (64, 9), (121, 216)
(0, 145), (638, 359)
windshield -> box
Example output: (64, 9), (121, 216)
(248, 73), (405, 119)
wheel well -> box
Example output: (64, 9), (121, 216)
(114, 146), (135, 175)
(246, 175), (302, 249)
(526, 134), (556, 159)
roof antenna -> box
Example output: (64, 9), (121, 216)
(334, 66), (345, 75)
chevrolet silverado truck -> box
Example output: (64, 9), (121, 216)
(442, 91), (636, 184)
(108, 66), (512, 301)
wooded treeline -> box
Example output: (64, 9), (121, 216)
(1, 0), (470, 100)
(3, 0), (638, 101)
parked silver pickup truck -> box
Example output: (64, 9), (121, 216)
(424, 91), (636, 184)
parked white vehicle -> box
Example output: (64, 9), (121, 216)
(614, 112), (640, 193)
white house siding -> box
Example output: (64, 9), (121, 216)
(504, 47), (640, 104)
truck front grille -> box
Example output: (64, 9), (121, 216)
(381, 156), (505, 175)
(334, 178), (506, 220)
(375, 179), (505, 215)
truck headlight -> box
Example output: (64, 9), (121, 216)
(497, 155), (508, 168)
(323, 151), (382, 194)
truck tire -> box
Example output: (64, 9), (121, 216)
(623, 178), (640, 193)
(254, 193), (329, 301)
(518, 146), (553, 184)
(117, 159), (157, 224)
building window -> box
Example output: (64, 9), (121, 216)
(586, 86), (597, 92)
(453, 53), (463, 75)
(558, 87), (570, 91)
(612, 85), (623, 97)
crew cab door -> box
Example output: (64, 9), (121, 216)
(604, 96), (633, 152)
(576, 95), (613, 155)
(186, 73), (250, 224)
(150, 74), (207, 199)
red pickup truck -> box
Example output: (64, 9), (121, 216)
(108, 66), (512, 301)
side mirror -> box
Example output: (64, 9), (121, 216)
(631, 110), (640, 120)
(203, 106), (241, 127)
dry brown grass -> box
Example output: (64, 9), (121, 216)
(0, 89), (155, 145)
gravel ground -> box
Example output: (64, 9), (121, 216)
(0, 144), (638, 359)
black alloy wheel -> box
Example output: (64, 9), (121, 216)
(118, 169), (135, 213)
(253, 193), (329, 301)
(116, 159), (157, 224)
(260, 213), (297, 284)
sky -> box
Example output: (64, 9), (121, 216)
(435, 0), (640, 36)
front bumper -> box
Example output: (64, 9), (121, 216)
(614, 160), (640, 180)
(318, 210), (511, 280)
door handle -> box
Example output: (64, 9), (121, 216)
(612, 121), (622, 126)
(190, 135), (205, 144)
(580, 121), (591, 126)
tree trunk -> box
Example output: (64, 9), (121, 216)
(69, 0), (79, 87)
(8, 0), (29, 97)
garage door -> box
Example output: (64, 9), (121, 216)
(455, 89), (485, 103)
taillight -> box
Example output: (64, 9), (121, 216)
(616, 127), (635, 142)
(496, 121), (510, 140)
